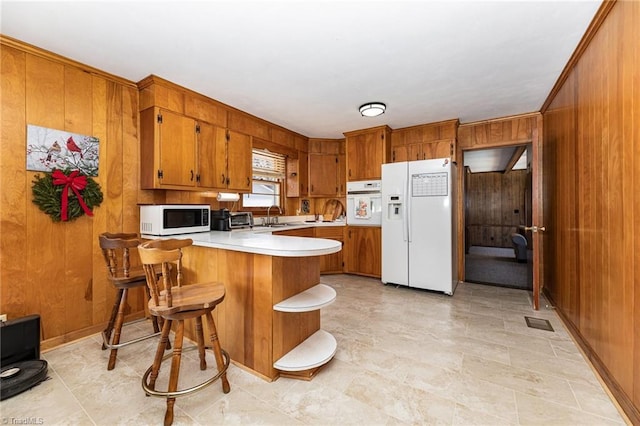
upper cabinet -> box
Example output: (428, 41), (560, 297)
(140, 107), (197, 189)
(138, 75), (305, 193)
(196, 121), (226, 189)
(197, 124), (252, 191)
(390, 119), (459, 163)
(407, 139), (454, 161)
(140, 107), (252, 191)
(307, 138), (345, 197)
(344, 126), (391, 181)
(225, 129), (252, 191)
(298, 151), (309, 196)
(309, 154), (340, 196)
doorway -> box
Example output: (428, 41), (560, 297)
(462, 145), (533, 290)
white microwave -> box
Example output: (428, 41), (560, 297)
(140, 204), (210, 236)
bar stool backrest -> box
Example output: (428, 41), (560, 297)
(99, 232), (142, 281)
(138, 239), (193, 309)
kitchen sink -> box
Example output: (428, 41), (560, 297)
(254, 223), (292, 228)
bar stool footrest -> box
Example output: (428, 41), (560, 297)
(102, 330), (162, 350)
(142, 346), (230, 399)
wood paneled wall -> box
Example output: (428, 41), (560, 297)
(0, 37), (160, 348)
(465, 170), (527, 248)
(541, 1), (639, 422)
(0, 38), (312, 348)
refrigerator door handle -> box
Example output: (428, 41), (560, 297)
(405, 177), (411, 242)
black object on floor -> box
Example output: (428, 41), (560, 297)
(0, 314), (49, 400)
(524, 316), (554, 332)
(0, 359), (48, 400)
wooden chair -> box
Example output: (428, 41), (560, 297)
(138, 238), (230, 426)
(99, 232), (163, 370)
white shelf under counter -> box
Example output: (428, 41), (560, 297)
(273, 329), (337, 372)
(273, 283), (336, 312)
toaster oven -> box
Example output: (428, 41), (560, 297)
(211, 209), (253, 231)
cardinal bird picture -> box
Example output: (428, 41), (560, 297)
(66, 136), (83, 159)
(46, 141), (61, 161)
(26, 125), (100, 176)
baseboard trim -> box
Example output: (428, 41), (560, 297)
(544, 289), (637, 425)
(40, 312), (146, 352)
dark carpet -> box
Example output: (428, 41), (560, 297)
(464, 246), (532, 290)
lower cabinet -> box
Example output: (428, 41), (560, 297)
(274, 226), (344, 274)
(344, 226), (382, 278)
(314, 227), (344, 274)
(272, 225), (381, 277)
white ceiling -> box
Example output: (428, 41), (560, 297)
(1, 1), (600, 140)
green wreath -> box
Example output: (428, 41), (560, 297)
(32, 169), (103, 222)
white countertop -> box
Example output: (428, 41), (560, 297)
(142, 225), (342, 257)
(247, 220), (345, 234)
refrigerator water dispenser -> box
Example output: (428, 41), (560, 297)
(387, 195), (403, 220)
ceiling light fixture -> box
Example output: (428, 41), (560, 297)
(359, 102), (386, 117)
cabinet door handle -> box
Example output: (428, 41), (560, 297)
(247, 177), (250, 187)
(190, 170), (194, 181)
(221, 174), (225, 184)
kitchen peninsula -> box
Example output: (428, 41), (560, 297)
(142, 229), (342, 381)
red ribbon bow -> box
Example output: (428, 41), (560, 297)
(52, 170), (93, 221)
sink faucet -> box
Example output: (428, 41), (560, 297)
(267, 205), (282, 225)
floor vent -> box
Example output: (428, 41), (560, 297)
(524, 316), (554, 332)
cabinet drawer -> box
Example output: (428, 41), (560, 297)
(314, 227), (344, 240)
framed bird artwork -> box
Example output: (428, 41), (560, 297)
(26, 125), (100, 176)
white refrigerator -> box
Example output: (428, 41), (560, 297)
(381, 159), (458, 295)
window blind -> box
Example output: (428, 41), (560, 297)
(252, 149), (286, 181)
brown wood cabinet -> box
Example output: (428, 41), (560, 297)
(274, 226), (344, 274)
(285, 157), (300, 197)
(307, 138), (344, 197)
(337, 153), (346, 195)
(314, 227), (344, 274)
(273, 227), (314, 238)
(197, 124), (252, 192)
(391, 119), (458, 163)
(298, 151), (309, 196)
(309, 154), (340, 196)
(407, 139), (454, 161)
(224, 129), (252, 192)
(343, 226), (381, 278)
(140, 107), (252, 191)
(197, 121), (226, 188)
(344, 126), (391, 181)
(140, 107), (197, 189)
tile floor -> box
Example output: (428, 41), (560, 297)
(0, 275), (627, 425)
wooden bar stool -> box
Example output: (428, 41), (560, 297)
(99, 233), (163, 370)
(138, 238), (230, 426)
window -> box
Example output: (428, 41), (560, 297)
(242, 149), (286, 209)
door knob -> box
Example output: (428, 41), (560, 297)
(522, 225), (546, 233)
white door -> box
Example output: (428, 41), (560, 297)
(381, 162), (408, 286)
(408, 159), (454, 293)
